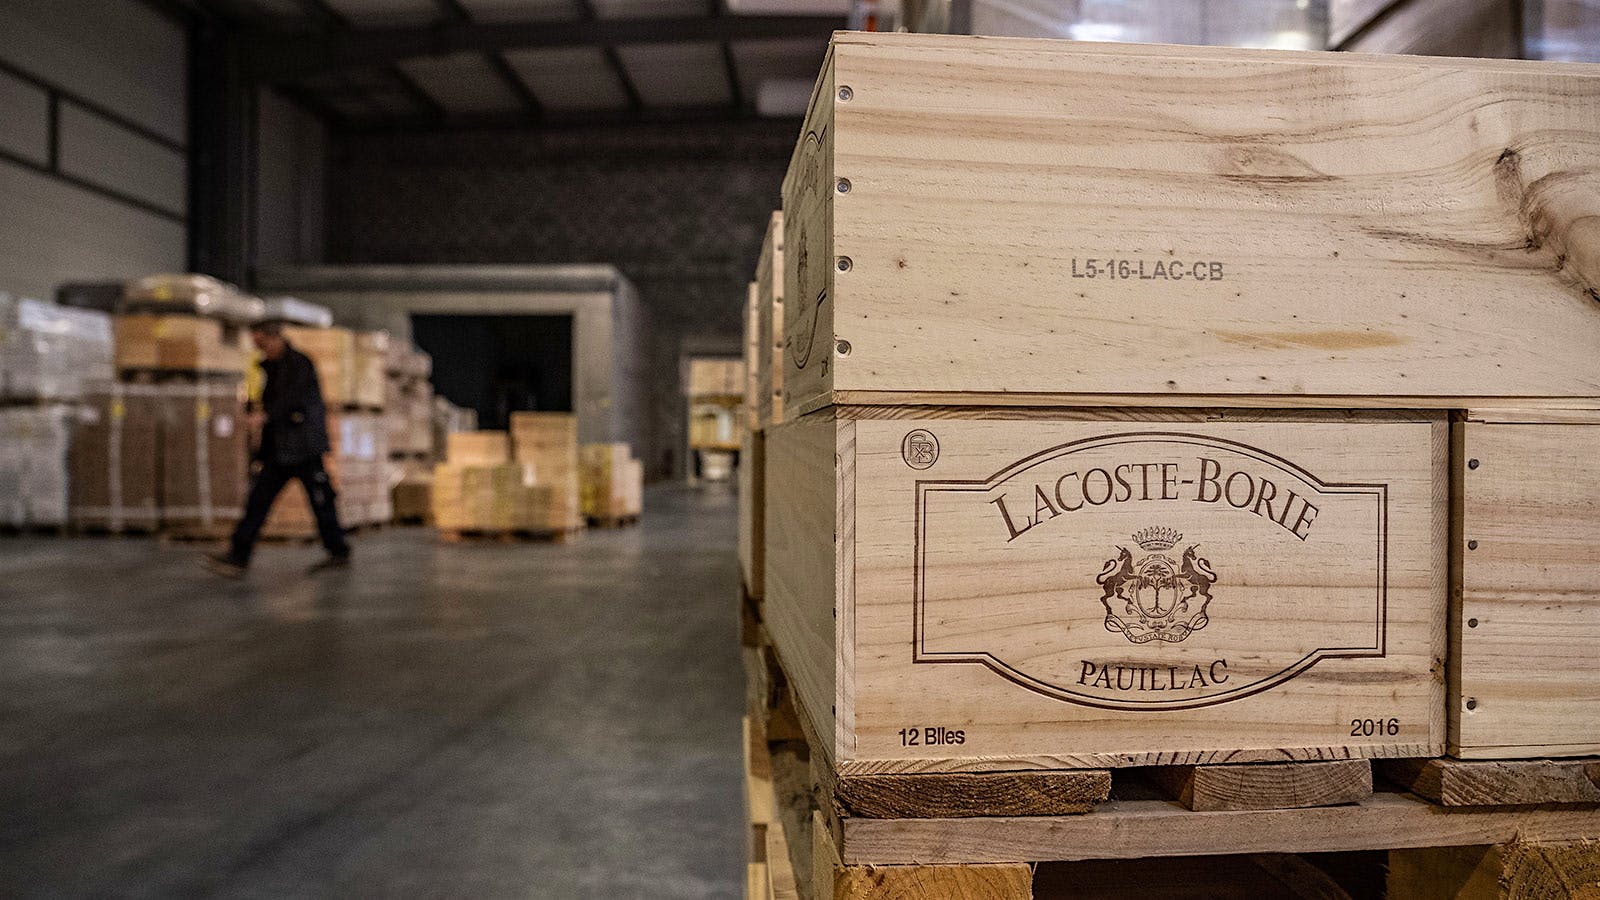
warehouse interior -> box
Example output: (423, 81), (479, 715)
(3, 0), (1600, 897)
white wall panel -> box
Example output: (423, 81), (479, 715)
(0, 162), (185, 300)
(0, 0), (186, 143)
(58, 105), (187, 214)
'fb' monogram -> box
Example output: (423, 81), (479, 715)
(902, 429), (940, 470)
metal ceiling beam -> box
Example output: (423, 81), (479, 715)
(436, 0), (545, 121)
(247, 14), (846, 82)
(570, 0), (643, 117)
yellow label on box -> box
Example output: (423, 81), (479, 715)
(111, 400), (125, 419)
(197, 400), (211, 420)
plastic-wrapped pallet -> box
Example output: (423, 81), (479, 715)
(0, 295), (114, 402)
(0, 405), (75, 527)
(261, 296), (332, 328)
(124, 274), (264, 324)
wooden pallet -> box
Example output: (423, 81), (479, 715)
(586, 514), (640, 529)
(741, 590), (1600, 899)
(437, 527), (579, 545)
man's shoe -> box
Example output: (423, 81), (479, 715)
(308, 554), (351, 573)
(202, 553), (247, 578)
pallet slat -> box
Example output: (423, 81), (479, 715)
(1148, 759), (1373, 813)
(1378, 757), (1600, 806)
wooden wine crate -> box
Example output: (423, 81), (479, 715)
(781, 32), (1600, 418)
(764, 407), (1448, 773)
(757, 210), (785, 430)
(1452, 408), (1600, 759)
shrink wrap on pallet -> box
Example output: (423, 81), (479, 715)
(580, 443), (643, 520)
(261, 296), (332, 328)
(510, 412), (581, 530)
(0, 296), (114, 402)
(0, 405), (75, 527)
(124, 274), (264, 324)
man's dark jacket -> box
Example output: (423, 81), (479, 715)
(259, 344), (330, 466)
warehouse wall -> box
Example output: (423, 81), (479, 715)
(0, 0), (188, 301)
(325, 119), (796, 479)
(256, 89), (329, 271)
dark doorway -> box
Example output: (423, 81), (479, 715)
(411, 314), (574, 429)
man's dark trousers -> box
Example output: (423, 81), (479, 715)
(229, 458), (349, 563)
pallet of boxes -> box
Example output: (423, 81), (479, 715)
(384, 341), (435, 525)
(0, 294), (113, 533)
(688, 357), (747, 482)
(579, 442), (643, 528)
(740, 33), (1600, 900)
(431, 413), (583, 543)
(67, 275), (253, 539)
(257, 322), (393, 539)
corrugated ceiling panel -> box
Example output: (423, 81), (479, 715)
(590, 0), (706, 19)
(322, 0), (442, 25)
(398, 53), (526, 115)
(459, 0), (577, 21)
(615, 41), (729, 107)
(502, 46), (631, 111)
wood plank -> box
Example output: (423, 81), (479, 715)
(822, 392), (1600, 417)
(830, 864), (1033, 900)
(1389, 841), (1600, 900)
(1149, 759), (1372, 812)
(1378, 757), (1600, 806)
(783, 32), (1600, 415)
(839, 794), (1600, 865)
(837, 770), (1111, 818)
(836, 410), (1446, 772)
(1454, 421), (1600, 758)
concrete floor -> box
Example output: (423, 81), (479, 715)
(0, 484), (744, 899)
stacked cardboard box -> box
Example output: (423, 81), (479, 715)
(510, 412), (582, 531)
(383, 343), (434, 458)
(260, 409), (389, 536)
(69, 381), (248, 535)
(115, 314), (249, 374)
(351, 331), (387, 410)
(282, 326), (355, 407)
(68, 385), (161, 532)
(158, 383), (248, 534)
(579, 443), (644, 522)
(431, 398), (478, 461)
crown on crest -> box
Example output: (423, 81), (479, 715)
(1132, 526), (1182, 551)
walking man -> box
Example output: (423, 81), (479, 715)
(205, 321), (350, 577)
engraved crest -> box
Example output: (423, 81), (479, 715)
(1096, 526), (1217, 644)
(902, 429), (940, 470)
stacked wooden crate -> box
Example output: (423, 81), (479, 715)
(579, 442), (644, 526)
(430, 425), (581, 540)
(745, 32), (1600, 897)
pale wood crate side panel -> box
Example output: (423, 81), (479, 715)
(825, 36), (1600, 402)
(781, 54), (834, 423)
(757, 211), (786, 429)
(740, 429), (765, 596)
(764, 415), (840, 764)
(745, 281), (761, 430)
(1456, 422), (1600, 757)
(847, 414), (1444, 772)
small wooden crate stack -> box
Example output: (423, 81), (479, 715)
(430, 415), (584, 542)
(741, 32), (1600, 899)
